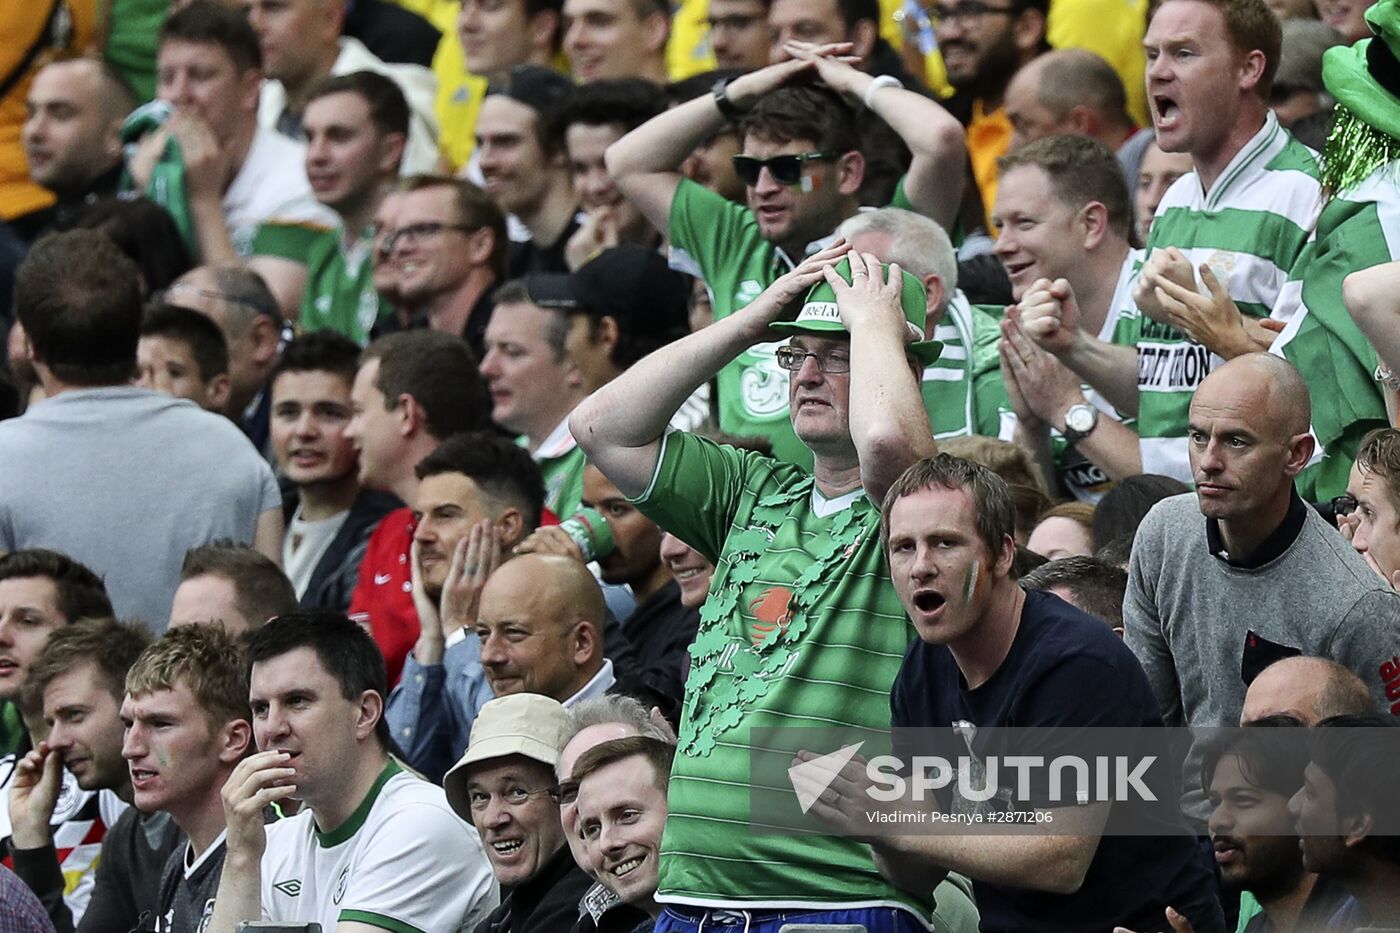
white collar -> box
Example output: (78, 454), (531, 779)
(563, 659), (615, 708)
(185, 828), (228, 878)
(810, 486), (865, 518)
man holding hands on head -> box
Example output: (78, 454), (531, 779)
(573, 245), (983, 931)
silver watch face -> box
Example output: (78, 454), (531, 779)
(1066, 405), (1095, 434)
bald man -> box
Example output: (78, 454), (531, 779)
(1002, 49), (1149, 190)
(1241, 656), (1377, 725)
(1124, 354), (1400, 822)
(474, 553), (614, 705)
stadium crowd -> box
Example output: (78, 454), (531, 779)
(0, 0), (1398, 929)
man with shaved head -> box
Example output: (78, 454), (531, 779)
(1241, 656), (1377, 725)
(473, 553), (614, 706)
(1125, 354), (1400, 822)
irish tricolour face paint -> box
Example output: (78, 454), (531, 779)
(963, 560), (980, 603)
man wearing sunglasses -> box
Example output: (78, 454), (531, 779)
(608, 46), (966, 465)
(573, 249), (987, 933)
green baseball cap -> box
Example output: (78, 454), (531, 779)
(769, 258), (943, 365)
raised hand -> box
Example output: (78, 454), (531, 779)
(1018, 278), (1080, 357)
(1133, 247), (1197, 325)
(828, 250), (908, 338)
(9, 743), (62, 849)
(221, 750), (298, 861)
(738, 238), (851, 340)
(1000, 313), (1087, 428)
(1150, 263), (1269, 359)
(439, 521), (501, 632)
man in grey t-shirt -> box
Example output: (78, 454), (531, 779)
(0, 230), (282, 629)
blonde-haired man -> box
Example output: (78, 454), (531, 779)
(122, 624), (254, 933)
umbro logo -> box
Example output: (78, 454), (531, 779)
(374, 573), (392, 585)
(273, 879), (302, 897)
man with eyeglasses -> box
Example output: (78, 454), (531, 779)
(373, 177), (509, 361)
(608, 47), (966, 465)
(297, 72), (409, 346)
(927, 0), (1048, 222)
(444, 693), (593, 933)
(573, 248), (990, 933)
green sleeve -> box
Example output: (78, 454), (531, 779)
(632, 431), (757, 565)
(251, 221), (331, 264)
(667, 177), (762, 283)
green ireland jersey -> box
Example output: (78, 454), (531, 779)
(633, 431), (934, 921)
(1130, 114), (1320, 481)
(298, 228), (391, 345)
(668, 178), (917, 466)
(1271, 162), (1399, 500)
(921, 291), (1008, 438)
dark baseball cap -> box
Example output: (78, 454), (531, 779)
(525, 246), (690, 345)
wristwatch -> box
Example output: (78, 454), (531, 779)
(1061, 403), (1099, 444)
(712, 77), (744, 122)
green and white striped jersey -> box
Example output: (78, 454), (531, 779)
(1127, 114), (1321, 480)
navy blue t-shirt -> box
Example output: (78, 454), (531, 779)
(890, 589), (1224, 933)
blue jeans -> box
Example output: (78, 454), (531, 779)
(655, 904), (928, 933)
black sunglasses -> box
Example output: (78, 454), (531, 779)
(732, 151), (838, 187)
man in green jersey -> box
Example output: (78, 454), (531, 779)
(573, 247), (979, 931)
(607, 45), (968, 465)
(298, 72), (408, 345)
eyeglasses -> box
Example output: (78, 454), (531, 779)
(155, 284), (276, 320)
(371, 221), (476, 255)
(465, 785), (559, 813)
(775, 346), (851, 373)
(554, 779), (580, 806)
(927, 1), (1019, 27)
(1331, 493), (1359, 518)
(732, 151), (838, 187)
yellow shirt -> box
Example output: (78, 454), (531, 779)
(1046, 0), (1149, 127)
(967, 98), (1011, 228)
(0, 0), (99, 221)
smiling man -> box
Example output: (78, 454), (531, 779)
(476, 67), (580, 278)
(207, 610), (497, 933)
(297, 72), (409, 346)
(1125, 354), (1400, 824)
(1339, 428), (1400, 589)
(443, 693), (590, 933)
(572, 736), (674, 923)
(375, 176), (508, 359)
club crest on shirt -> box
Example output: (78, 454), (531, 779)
(739, 342), (790, 419)
(333, 865), (350, 904)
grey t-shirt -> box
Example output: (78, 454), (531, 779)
(0, 387), (281, 628)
